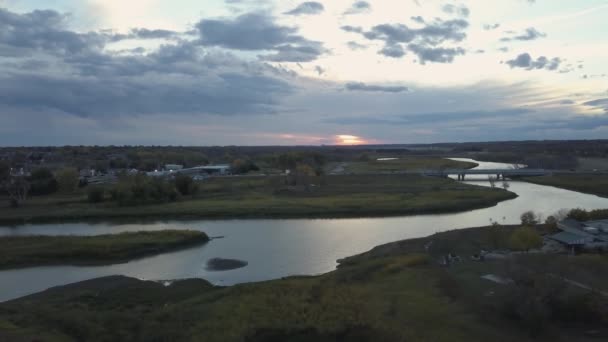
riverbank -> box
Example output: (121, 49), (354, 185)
(2, 224), (607, 341)
(0, 230), (209, 269)
(523, 174), (608, 198)
(0, 174), (516, 225)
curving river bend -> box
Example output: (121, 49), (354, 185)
(1, 159), (608, 302)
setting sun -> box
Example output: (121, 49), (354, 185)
(336, 135), (366, 145)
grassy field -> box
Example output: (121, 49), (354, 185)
(0, 230), (209, 269)
(1, 225), (606, 341)
(332, 157), (477, 174)
(523, 174), (608, 198)
(0, 174), (515, 224)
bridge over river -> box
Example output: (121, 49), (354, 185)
(423, 168), (548, 180)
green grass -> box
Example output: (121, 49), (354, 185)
(0, 230), (209, 269)
(523, 174), (608, 197)
(2, 225), (607, 341)
(337, 157), (477, 174)
(0, 174), (515, 224)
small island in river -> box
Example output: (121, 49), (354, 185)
(206, 258), (248, 271)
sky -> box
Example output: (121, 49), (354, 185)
(0, 0), (607, 146)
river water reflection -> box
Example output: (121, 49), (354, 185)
(1, 159), (607, 301)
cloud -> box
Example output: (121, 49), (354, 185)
(0, 8), (296, 120)
(0, 8), (105, 56)
(583, 98), (608, 112)
(506, 53), (562, 71)
(500, 27), (546, 41)
(314, 65), (325, 75)
(345, 82), (409, 93)
(442, 4), (470, 18)
(284, 2), (324, 16)
(346, 18), (469, 63)
(483, 23), (500, 30)
(379, 44), (406, 58)
(408, 44), (465, 64)
(344, 1), (371, 15)
(346, 41), (367, 50)
(411, 16), (425, 24)
(109, 28), (180, 42)
(196, 12), (325, 62)
(258, 42), (326, 62)
(327, 109), (531, 125)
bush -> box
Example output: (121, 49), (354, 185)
(509, 227), (543, 251)
(87, 187), (105, 203)
(55, 168), (80, 194)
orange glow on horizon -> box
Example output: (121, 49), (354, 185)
(336, 134), (367, 145)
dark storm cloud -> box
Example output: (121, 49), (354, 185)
(345, 82), (409, 93)
(506, 53), (561, 71)
(196, 13), (325, 61)
(344, 1), (371, 15)
(0, 8), (296, 119)
(500, 27), (546, 41)
(284, 2), (324, 16)
(344, 18), (469, 62)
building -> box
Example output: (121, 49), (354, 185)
(147, 164), (231, 178)
(550, 219), (608, 251)
(165, 164), (184, 171)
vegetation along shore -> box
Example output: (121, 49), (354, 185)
(0, 230), (209, 269)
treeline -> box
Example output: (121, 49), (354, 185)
(96, 174), (199, 206)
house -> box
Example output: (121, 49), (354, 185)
(550, 219), (608, 251)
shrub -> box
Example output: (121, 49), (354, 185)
(174, 174), (198, 196)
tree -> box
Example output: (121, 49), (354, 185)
(509, 226), (543, 252)
(488, 175), (496, 188)
(87, 186), (105, 203)
(28, 168), (58, 195)
(174, 174), (198, 196)
(567, 208), (589, 221)
(502, 180), (510, 190)
(520, 211), (538, 226)
(5, 176), (30, 208)
(230, 159), (259, 175)
(55, 168), (80, 194)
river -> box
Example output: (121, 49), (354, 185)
(1, 159), (607, 302)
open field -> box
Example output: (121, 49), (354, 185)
(0, 174), (515, 224)
(0, 230), (209, 269)
(523, 174), (608, 198)
(2, 224), (607, 341)
(331, 157), (477, 174)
